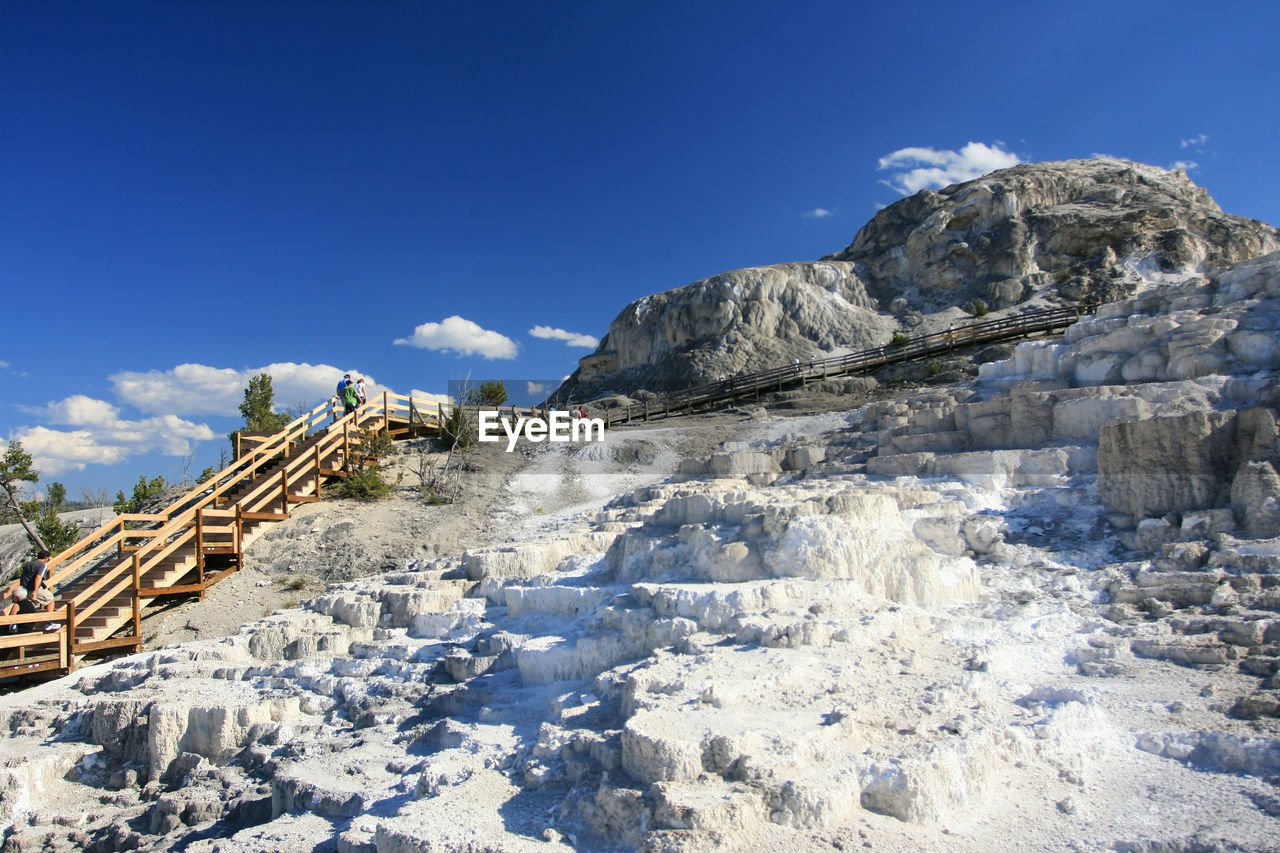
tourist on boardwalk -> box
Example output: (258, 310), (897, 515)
(339, 376), (361, 416)
(3, 587), (41, 633)
(4, 586), (49, 633)
(356, 377), (368, 404)
(20, 550), (54, 612)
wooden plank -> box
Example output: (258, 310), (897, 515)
(239, 510), (288, 521)
(0, 658), (68, 677)
(71, 634), (141, 655)
(138, 583), (206, 597)
(0, 631), (64, 650)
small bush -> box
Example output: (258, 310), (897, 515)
(928, 360), (942, 377)
(337, 427), (398, 501)
(889, 332), (911, 348)
(972, 300), (988, 318)
(439, 406), (474, 451)
(338, 468), (393, 500)
(282, 576), (307, 591)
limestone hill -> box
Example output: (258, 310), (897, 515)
(558, 159), (1280, 401)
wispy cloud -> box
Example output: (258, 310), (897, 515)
(111, 362), (375, 416)
(1169, 160), (1199, 172)
(408, 389), (453, 407)
(526, 381), (548, 397)
(1180, 133), (1209, 151)
(11, 402), (216, 476)
(803, 208), (833, 219)
(529, 325), (599, 349)
(877, 141), (1021, 195)
(395, 315), (518, 359)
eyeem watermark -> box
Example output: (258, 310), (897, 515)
(477, 410), (606, 452)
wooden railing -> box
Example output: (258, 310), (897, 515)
(592, 305), (1093, 426)
(0, 391), (441, 679)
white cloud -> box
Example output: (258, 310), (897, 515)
(111, 362), (373, 416)
(1169, 160), (1199, 172)
(39, 394), (120, 425)
(12, 404), (217, 476)
(877, 141), (1022, 195)
(1180, 133), (1209, 150)
(528, 325), (599, 349)
(408, 390), (454, 407)
(803, 208), (833, 219)
(526, 381), (548, 397)
(395, 315), (518, 359)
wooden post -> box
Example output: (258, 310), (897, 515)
(313, 444), (322, 499)
(58, 603), (69, 670)
(235, 504), (244, 557)
(195, 510), (205, 583)
(233, 431), (241, 460)
(130, 552), (142, 638)
(65, 600), (76, 668)
(280, 467), (289, 509)
(132, 582), (141, 642)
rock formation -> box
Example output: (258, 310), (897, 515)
(558, 159), (1279, 401)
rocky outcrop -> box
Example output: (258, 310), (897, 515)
(566, 261), (895, 398)
(828, 158), (1280, 312)
(1097, 408), (1279, 522)
(557, 159), (1279, 401)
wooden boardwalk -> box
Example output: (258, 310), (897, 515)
(592, 305), (1093, 426)
(0, 392), (440, 681)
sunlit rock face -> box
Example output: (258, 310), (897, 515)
(559, 159), (1279, 401)
(568, 261), (895, 396)
(827, 158), (1280, 312)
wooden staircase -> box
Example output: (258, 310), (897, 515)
(1, 392), (442, 680)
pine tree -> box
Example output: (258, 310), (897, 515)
(0, 441), (47, 551)
(239, 374), (291, 433)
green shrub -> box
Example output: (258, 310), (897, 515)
(972, 300), (988, 318)
(338, 467), (393, 501)
(439, 406), (474, 451)
(928, 360), (942, 377)
(889, 332), (911, 348)
(337, 428), (397, 501)
(114, 474), (167, 514)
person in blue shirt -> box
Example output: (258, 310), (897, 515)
(338, 374), (360, 416)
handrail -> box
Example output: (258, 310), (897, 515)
(591, 304), (1094, 426)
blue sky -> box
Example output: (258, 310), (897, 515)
(3, 0), (1278, 498)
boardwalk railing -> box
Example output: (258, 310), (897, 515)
(592, 305), (1093, 425)
(0, 391), (442, 679)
